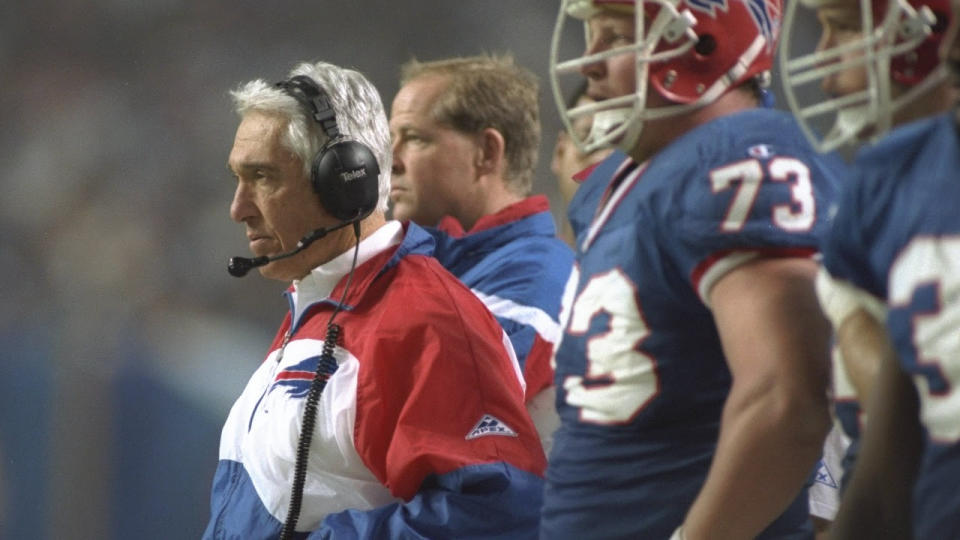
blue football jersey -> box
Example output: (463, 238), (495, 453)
(820, 112), (960, 540)
(566, 149), (631, 240)
(542, 108), (844, 539)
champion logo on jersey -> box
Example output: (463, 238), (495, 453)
(748, 143), (774, 159)
(465, 414), (518, 440)
(813, 459), (838, 488)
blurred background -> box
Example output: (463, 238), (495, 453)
(0, 2), (816, 538)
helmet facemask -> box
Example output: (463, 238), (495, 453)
(551, 0), (782, 155)
(780, 0), (945, 152)
(550, 0), (700, 154)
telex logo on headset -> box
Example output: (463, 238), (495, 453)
(340, 168), (367, 182)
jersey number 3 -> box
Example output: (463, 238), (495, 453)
(562, 269), (659, 424)
(890, 236), (960, 442)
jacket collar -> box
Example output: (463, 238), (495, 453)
(435, 195), (551, 237)
(285, 221), (435, 330)
(427, 196), (556, 266)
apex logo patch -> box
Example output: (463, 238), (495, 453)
(814, 459), (838, 488)
(465, 414), (518, 440)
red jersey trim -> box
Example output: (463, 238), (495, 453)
(690, 247), (818, 305)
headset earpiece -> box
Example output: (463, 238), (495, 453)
(311, 139), (380, 221)
(275, 76), (380, 221)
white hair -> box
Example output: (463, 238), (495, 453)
(230, 61), (392, 214)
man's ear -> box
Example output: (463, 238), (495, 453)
(551, 130), (570, 176)
(475, 127), (506, 176)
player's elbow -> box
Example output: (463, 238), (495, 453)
(731, 371), (832, 454)
(767, 381), (832, 454)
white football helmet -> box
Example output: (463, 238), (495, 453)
(780, 0), (951, 152)
(549, 0), (782, 153)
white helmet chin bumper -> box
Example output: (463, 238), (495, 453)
(822, 105), (872, 152)
(588, 107), (641, 151)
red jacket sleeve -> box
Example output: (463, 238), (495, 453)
(349, 255), (546, 500)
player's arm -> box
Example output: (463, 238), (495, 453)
(680, 256), (833, 540)
(827, 317), (923, 540)
(816, 268), (889, 406)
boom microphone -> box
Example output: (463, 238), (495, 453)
(227, 217), (360, 278)
(226, 254), (270, 278)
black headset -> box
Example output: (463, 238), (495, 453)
(275, 75), (380, 222)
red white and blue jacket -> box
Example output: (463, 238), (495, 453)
(428, 196), (575, 402)
(203, 221), (547, 539)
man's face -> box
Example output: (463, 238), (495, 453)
(389, 75), (482, 226)
(582, 12), (639, 102)
(580, 9), (677, 159)
(815, 3), (870, 98)
(227, 111), (336, 281)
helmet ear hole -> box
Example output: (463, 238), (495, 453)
(931, 9), (949, 33)
(694, 34), (717, 56)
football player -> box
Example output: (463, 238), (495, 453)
(781, 0), (955, 153)
(781, 0), (960, 538)
(541, 0), (847, 538)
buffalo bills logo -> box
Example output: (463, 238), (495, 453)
(686, 0), (779, 53)
(686, 0), (729, 17)
(272, 356), (323, 398)
(745, 0), (779, 51)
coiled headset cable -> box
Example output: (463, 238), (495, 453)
(279, 220), (361, 540)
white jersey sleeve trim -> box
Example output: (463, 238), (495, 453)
(815, 267), (888, 330)
(698, 251), (761, 309)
